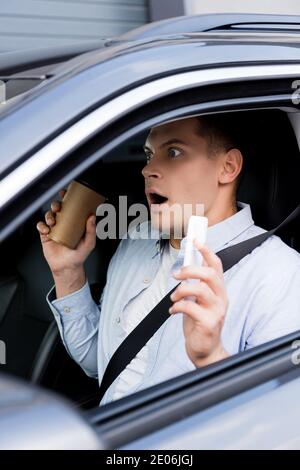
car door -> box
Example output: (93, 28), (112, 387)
(0, 46), (300, 449)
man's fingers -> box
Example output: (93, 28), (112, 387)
(169, 299), (224, 332)
(45, 210), (56, 227)
(59, 189), (67, 199)
(173, 265), (224, 298)
(36, 221), (50, 243)
(36, 221), (50, 234)
(169, 299), (207, 323)
(194, 239), (224, 274)
(50, 200), (62, 213)
(171, 281), (216, 306)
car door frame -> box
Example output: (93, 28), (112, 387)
(90, 330), (300, 449)
(1, 62), (300, 242)
(0, 63), (300, 449)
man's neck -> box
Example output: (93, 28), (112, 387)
(206, 199), (238, 227)
(170, 200), (238, 250)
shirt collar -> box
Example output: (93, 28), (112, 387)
(130, 201), (254, 258)
(159, 201), (254, 257)
(204, 201), (254, 253)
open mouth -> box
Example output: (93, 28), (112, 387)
(148, 192), (168, 205)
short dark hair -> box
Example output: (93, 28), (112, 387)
(195, 112), (254, 190)
(195, 113), (251, 156)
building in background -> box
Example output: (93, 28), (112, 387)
(1, 0), (300, 53)
(150, 0), (300, 20)
(0, 0), (149, 52)
(183, 0), (300, 16)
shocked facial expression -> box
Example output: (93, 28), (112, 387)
(142, 117), (223, 238)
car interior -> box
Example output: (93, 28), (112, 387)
(0, 107), (299, 410)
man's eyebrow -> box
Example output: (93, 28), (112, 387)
(159, 139), (189, 148)
(143, 139), (189, 152)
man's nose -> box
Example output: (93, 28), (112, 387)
(141, 160), (162, 179)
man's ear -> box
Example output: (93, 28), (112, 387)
(218, 148), (243, 185)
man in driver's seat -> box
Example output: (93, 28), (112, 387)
(37, 114), (300, 405)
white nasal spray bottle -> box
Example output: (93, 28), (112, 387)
(183, 215), (208, 301)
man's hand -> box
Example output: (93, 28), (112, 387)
(169, 239), (229, 367)
(36, 188), (97, 298)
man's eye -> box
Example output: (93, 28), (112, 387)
(145, 152), (153, 163)
(168, 148), (182, 158)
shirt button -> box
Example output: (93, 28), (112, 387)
(116, 316), (121, 324)
(63, 306), (71, 313)
(143, 278), (151, 284)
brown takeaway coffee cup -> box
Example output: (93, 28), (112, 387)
(48, 180), (105, 249)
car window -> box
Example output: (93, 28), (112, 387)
(0, 108), (299, 412)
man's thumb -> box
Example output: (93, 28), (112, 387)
(83, 214), (96, 245)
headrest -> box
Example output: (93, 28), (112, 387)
(237, 109), (300, 230)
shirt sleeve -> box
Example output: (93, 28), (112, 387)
(46, 279), (103, 378)
(245, 259), (300, 349)
(171, 328), (198, 373)
(45, 238), (125, 381)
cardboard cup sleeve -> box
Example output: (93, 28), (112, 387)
(48, 180), (104, 249)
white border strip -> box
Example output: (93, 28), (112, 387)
(1, 63), (300, 208)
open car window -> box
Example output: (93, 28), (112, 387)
(0, 109), (299, 412)
(0, 72), (298, 452)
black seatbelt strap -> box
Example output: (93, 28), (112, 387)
(98, 205), (300, 402)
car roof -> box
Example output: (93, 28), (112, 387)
(1, 13), (300, 178)
(2, 13), (300, 77)
(119, 12), (300, 40)
(0, 40), (108, 76)
(23, 13), (300, 85)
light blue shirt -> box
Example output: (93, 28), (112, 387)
(46, 202), (300, 406)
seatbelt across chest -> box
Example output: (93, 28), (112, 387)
(98, 205), (300, 402)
